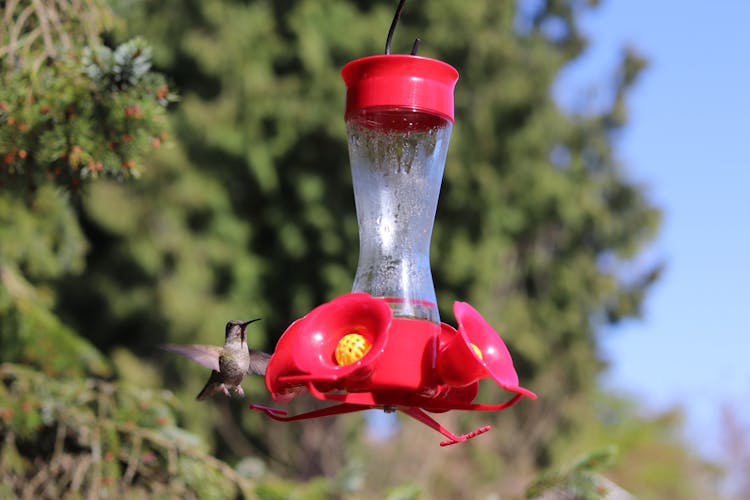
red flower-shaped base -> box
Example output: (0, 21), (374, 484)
(250, 293), (536, 446)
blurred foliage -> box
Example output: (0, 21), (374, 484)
(0, 363), (255, 498)
(526, 447), (618, 499)
(720, 405), (750, 500)
(0, 0), (726, 498)
(0, 263), (111, 378)
(548, 392), (721, 498)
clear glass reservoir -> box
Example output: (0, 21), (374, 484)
(346, 107), (453, 323)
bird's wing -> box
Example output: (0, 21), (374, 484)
(160, 344), (222, 372)
(248, 350), (272, 376)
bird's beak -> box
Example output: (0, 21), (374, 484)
(240, 319), (260, 342)
(241, 318), (261, 329)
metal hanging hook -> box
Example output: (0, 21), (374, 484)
(384, 0), (420, 55)
(410, 38), (421, 55)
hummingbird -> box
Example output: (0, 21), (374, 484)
(160, 319), (271, 400)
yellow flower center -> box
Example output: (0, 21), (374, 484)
(335, 333), (372, 366)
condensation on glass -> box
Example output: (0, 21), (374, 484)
(346, 107), (452, 324)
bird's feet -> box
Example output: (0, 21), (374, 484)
(220, 384), (245, 398)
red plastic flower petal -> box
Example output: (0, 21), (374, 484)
(446, 301), (536, 399)
(258, 294), (535, 446)
(265, 293), (392, 400)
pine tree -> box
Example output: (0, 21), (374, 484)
(0, 3), (256, 497)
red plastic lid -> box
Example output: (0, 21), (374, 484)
(341, 55), (459, 122)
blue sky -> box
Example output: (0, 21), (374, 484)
(555, 1), (750, 459)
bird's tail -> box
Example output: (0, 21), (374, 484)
(196, 374), (221, 400)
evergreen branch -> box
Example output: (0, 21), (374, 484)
(122, 433), (141, 485)
(0, 363), (257, 498)
(4, 4), (36, 64)
(104, 418), (257, 496)
(30, 0), (58, 65)
(1, 0), (107, 68)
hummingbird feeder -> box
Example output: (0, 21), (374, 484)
(250, 0), (536, 446)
